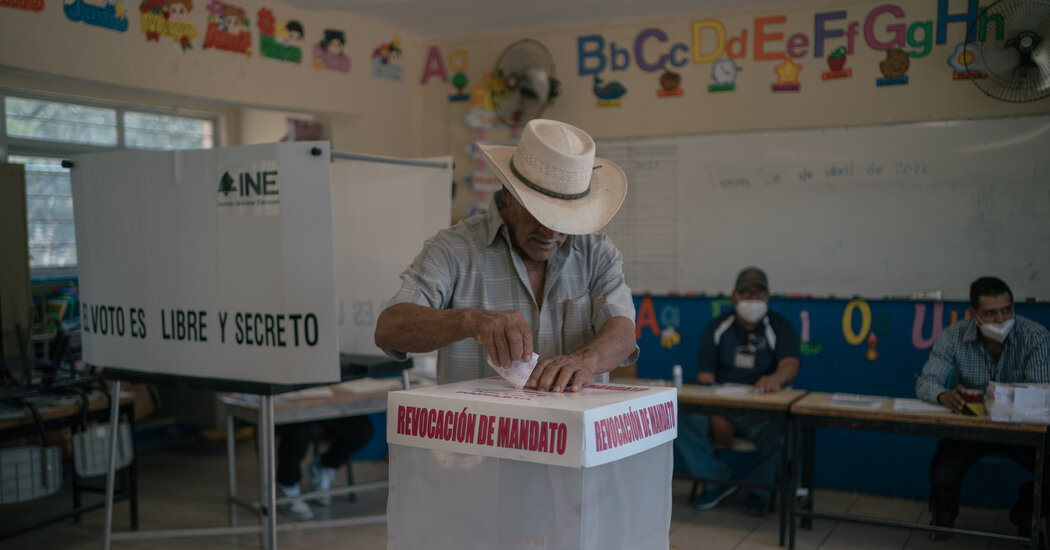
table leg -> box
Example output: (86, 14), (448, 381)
(102, 379), (122, 550)
(779, 415), (790, 547)
(263, 395), (277, 550)
(257, 399), (269, 549)
(789, 420), (799, 550)
(1032, 434), (1044, 550)
(228, 414), (238, 528)
(128, 405), (139, 530)
(802, 425), (814, 531)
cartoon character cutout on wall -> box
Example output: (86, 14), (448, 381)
(709, 57), (741, 92)
(257, 8), (302, 63)
(202, 0), (250, 55)
(799, 310), (822, 356)
(4, 0), (44, 12)
(657, 69), (683, 97)
(948, 42), (987, 80)
(462, 72), (508, 129)
(313, 29), (350, 73)
(139, 0), (198, 51)
(865, 331), (879, 361)
(772, 58), (802, 91)
(877, 48), (910, 86)
(65, 0), (129, 32)
(450, 72), (470, 101)
(370, 36), (403, 81)
(593, 74), (626, 106)
(659, 326), (681, 349)
(822, 46), (852, 80)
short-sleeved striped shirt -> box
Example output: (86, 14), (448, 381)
(915, 315), (1050, 404)
(383, 200), (639, 384)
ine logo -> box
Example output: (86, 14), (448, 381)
(217, 162), (280, 216)
(218, 170), (279, 197)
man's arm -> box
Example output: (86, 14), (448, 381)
(754, 357), (800, 393)
(916, 331), (957, 407)
(755, 315), (801, 392)
(374, 303), (534, 367)
(1021, 321), (1050, 384)
(696, 319), (719, 384)
(527, 316), (636, 393)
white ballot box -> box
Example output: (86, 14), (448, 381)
(386, 378), (677, 550)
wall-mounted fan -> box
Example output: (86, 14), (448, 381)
(966, 0), (1050, 102)
(490, 39), (562, 127)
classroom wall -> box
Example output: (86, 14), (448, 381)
(416, 0), (1050, 219)
(0, 0), (423, 156)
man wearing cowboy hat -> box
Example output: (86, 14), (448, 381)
(375, 119), (638, 392)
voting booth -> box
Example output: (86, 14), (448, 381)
(386, 379), (677, 550)
(70, 141), (450, 548)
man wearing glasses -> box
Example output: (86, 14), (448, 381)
(917, 276), (1050, 541)
(674, 267), (801, 515)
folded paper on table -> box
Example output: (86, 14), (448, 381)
(829, 393), (886, 408)
(714, 384), (752, 396)
(892, 398), (949, 413)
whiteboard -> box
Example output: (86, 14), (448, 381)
(597, 115), (1050, 300)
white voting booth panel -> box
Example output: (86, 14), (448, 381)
(73, 141), (339, 384)
(386, 379), (677, 550)
(72, 141), (451, 384)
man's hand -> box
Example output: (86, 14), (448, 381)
(463, 309), (534, 368)
(754, 375), (782, 394)
(938, 385), (966, 412)
(527, 351), (598, 393)
(709, 414), (734, 448)
(697, 372), (716, 385)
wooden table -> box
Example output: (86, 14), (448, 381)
(788, 392), (1047, 550)
(618, 379), (806, 547)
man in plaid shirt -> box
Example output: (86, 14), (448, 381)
(916, 276), (1050, 541)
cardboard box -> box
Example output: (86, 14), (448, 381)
(386, 378), (677, 550)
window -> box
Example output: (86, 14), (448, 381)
(5, 97), (118, 146)
(8, 156), (75, 269)
(2, 92), (218, 273)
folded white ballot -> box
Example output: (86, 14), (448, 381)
(486, 353), (540, 390)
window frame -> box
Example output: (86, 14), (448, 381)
(1, 88), (219, 277)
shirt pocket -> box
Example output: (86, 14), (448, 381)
(560, 293), (595, 355)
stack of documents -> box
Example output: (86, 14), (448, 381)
(986, 382), (1050, 424)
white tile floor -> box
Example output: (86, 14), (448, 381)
(0, 438), (1029, 550)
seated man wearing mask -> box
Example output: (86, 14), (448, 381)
(674, 267), (800, 515)
(917, 276), (1050, 541)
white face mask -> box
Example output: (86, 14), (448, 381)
(735, 300), (768, 324)
(978, 318), (1014, 343)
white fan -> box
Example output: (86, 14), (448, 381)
(966, 0), (1050, 101)
(490, 39), (562, 126)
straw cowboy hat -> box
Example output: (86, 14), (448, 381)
(478, 119), (627, 235)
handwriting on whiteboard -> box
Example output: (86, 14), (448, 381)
(711, 159), (932, 191)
